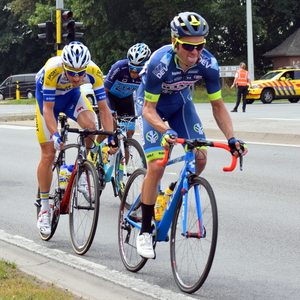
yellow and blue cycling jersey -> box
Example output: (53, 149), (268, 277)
(36, 56), (106, 102)
(136, 45), (222, 161)
(35, 56), (106, 143)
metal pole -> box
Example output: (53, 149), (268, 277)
(56, 0), (64, 55)
(246, 0), (255, 81)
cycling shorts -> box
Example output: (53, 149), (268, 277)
(36, 87), (94, 143)
(107, 92), (136, 131)
(136, 88), (206, 161)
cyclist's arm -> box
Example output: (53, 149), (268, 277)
(97, 99), (114, 132)
(43, 101), (58, 136)
(211, 98), (235, 141)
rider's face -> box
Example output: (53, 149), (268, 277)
(173, 36), (205, 67)
(64, 65), (86, 87)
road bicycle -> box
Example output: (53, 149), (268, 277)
(35, 113), (115, 255)
(118, 138), (242, 293)
(89, 110), (147, 204)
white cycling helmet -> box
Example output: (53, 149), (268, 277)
(127, 43), (151, 65)
(62, 41), (91, 68)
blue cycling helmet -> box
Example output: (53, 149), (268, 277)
(170, 12), (209, 37)
(127, 43), (151, 65)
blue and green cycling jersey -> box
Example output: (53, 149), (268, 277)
(104, 59), (141, 98)
(136, 44), (222, 161)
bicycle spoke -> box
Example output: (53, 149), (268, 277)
(118, 168), (148, 272)
(69, 161), (100, 255)
(170, 177), (218, 293)
(115, 138), (146, 205)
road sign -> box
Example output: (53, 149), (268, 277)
(219, 71), (236, 77)
(219, 65), (239, 77)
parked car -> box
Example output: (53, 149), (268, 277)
(0, 73), (36, 100)
(246, 68), (300, 104)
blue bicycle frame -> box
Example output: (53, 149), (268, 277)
(125, 150), (204, 242)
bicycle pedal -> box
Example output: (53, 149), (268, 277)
(34, 201), (41, 208)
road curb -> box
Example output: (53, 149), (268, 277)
(0, 114), (35, 122)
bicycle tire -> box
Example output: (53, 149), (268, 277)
(36, 164), (60, 241)
(118, 168), (148, 272)
(170, 176), (218, 293)
(36, 143), (79, 241)
(69, 160), (100, 255)
(115, 138), (146, 205)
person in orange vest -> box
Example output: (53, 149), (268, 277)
(230, 62), (251, 112)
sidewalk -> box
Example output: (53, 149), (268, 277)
(1, 103), (299, 145)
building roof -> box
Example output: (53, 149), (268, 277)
(263, 28), (300, 57)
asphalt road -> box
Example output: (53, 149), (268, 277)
(0, 102), (299, 299)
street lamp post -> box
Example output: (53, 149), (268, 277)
(247, 0), (255, 81)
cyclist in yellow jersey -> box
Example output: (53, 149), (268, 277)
(36, 42), (114, 235)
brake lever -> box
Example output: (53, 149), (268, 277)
(239, 152), (243, 171)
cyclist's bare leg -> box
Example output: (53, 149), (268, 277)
(77, 110), (96, 151)
(37, 141), (56, 211)
(195, 148), (207, 175)
(126, 129), (135, 139)
(141, 160), (165, 205)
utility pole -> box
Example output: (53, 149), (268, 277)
(246, 0), (255, 81)
(56, 0), (64, 55)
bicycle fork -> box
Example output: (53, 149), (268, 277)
(181, 175), (205, 239)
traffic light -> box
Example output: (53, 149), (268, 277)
(61, 9), (84, 44)
(38, 21), (54, 44)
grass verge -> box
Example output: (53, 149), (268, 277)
(0, 86), (237, 106)
(0, 260), (81, 300)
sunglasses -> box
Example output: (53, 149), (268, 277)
(129, 63), (143, 72)
(175, 38), (206, 51)
(64, 65), (87, 77)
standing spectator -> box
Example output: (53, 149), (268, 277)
(230, 62), (251, 112)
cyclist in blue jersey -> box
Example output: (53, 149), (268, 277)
(36, 42), (114, 235)
(105, 43), (151, 138)
(135, 12), (248, 258)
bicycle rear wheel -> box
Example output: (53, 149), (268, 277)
(36, 164), (61, 241)
(69, 160), (100, 255)
(115, 138), (146, 204)
(118, 168), (148, 272)
(170, 176), (218, 293)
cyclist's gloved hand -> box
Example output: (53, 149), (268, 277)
(107, 135), (118, 155)
(161, 129), (178, 147)
(52, 132), (62, 150)
(228, 137), (247, 155)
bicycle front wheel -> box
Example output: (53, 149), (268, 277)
(118, 168), (148, 272)
(69, 160), (100, 255)
(170, 176), (218, 293)
(115, 138), (146, 203)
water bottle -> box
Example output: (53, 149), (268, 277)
(102, 145), (110, 164)
(154, 191), (165, 221)
(59, 164), (68, 190)
(65, 164), (74, 184)
(154, 182), (176, 221)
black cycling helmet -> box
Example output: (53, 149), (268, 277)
(170, 12), (209, 37)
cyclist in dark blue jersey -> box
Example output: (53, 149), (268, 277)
(105, 43), (151, 138)
(135, 12), (248, 258)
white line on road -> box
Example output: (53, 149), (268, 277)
(0, 125), (35, 130)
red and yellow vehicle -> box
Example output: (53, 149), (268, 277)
(246, 68), (300, 104)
